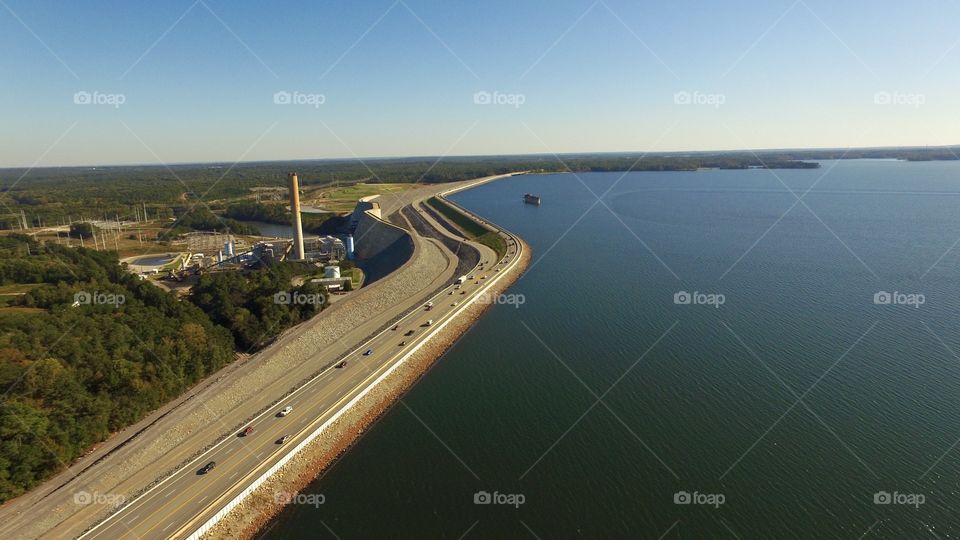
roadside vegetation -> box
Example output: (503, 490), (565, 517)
(426, 197), (507, 259)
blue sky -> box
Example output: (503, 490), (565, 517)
(2, 0), (959, 166)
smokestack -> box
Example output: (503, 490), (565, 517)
(287, 172), (306, 260)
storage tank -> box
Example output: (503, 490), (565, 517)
(324, 265), (341, 279)
(224, 240), (234, 257)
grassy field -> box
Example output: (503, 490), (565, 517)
(306, 183), (417, 213)
(426, 197), (507, 259)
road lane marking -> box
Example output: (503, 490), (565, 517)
(174, 242), (522, 536)
(90, 202), (520, 539)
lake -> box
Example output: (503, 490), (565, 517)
(265, 160), (960, 538)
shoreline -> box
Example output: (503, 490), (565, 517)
(203, 233), (531, 539)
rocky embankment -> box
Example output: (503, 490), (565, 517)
(203, 238), (531, 540)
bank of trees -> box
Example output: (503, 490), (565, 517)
(0, 238), (234, 502)
(189, 263), (328, 350)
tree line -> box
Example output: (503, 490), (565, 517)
(0, 236), (326, 502)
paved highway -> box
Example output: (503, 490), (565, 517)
(79, 209), (521, 540)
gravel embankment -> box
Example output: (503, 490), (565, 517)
(203, 236), (532, 540)
(5, 223), (454, 540)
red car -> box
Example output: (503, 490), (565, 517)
(336, 360), (347, 368)
(240, 425), (254, 437)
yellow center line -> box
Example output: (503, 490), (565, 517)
(144, 303), (457, 539)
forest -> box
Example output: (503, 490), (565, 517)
(0, 236), (325, 502)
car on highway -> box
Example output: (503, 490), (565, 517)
(424, 319), (434, 326)
(336, 360), (347, 368)
(277, 435), (291, 444)
(239, 425), (254, 437)
(399, 340), (406, 346)
(461, 291), (467, 295)
(404, 330), (415, 336)
(449, 291), (454, 295)
(198, 461), (216, 475)
(425, 302), (434, 310)
(363, 348), (373, 356)
(278, 406), (293, 417)
(392, 324), (399, 331)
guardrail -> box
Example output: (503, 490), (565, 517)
(183, 184), (523, 540)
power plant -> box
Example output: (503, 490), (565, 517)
(287, 172), (306, 260)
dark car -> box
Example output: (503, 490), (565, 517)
(404, 330), (415, 336)
(198, 461), (216, 474)
(363, 349), (373, 356)
(336, 360), (347, 368)
(239, 426), (254, 437)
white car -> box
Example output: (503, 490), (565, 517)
(278, 406), (293, 417)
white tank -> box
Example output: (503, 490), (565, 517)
(324, 266), (341, 279)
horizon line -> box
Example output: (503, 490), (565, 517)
(1, 143), (957, 172)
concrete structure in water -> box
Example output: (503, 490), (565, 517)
(287, 172), (305, 260)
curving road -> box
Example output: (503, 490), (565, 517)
(78, 202), (522, 540)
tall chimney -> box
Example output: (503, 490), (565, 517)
(287, 172), (305, 260)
